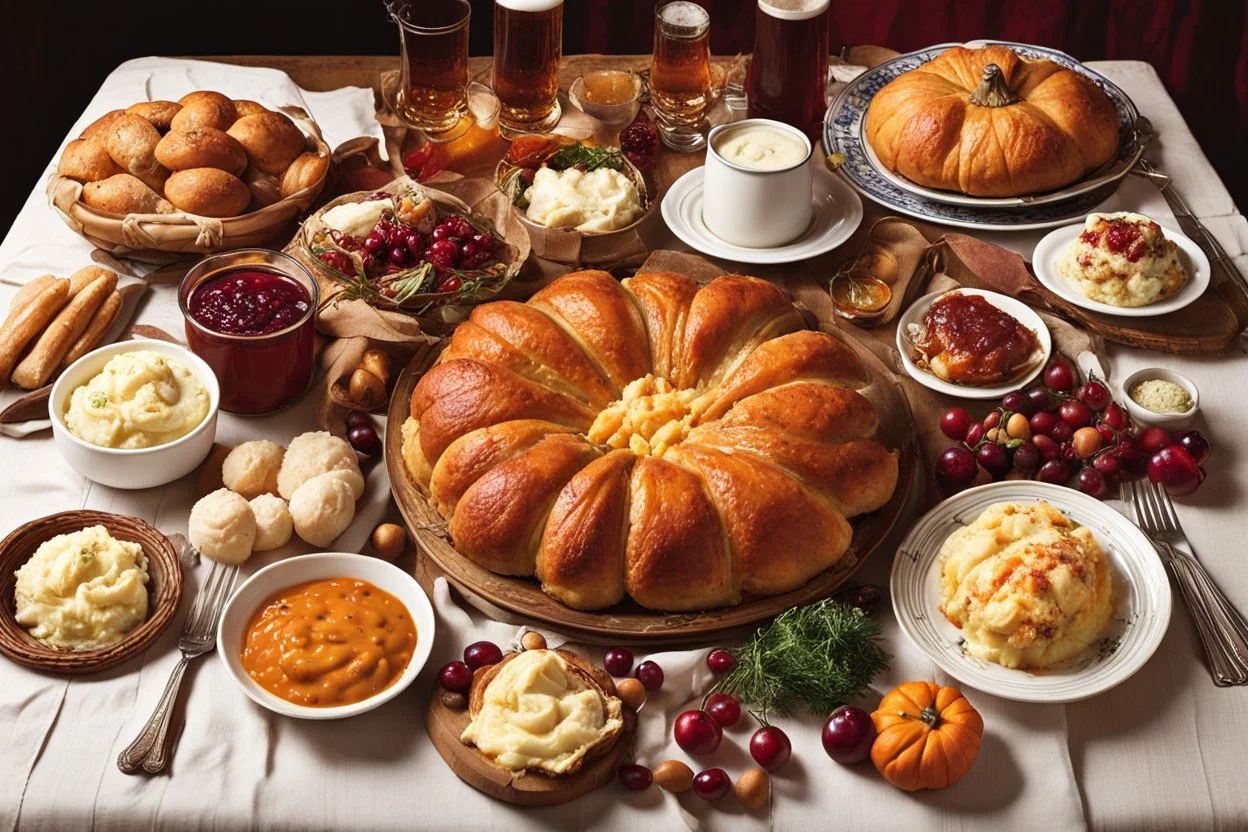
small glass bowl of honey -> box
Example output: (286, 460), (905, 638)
(569, 69), (642, 126)
(830, 271), (892, 326)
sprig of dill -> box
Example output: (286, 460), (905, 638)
(713, 598), (890, 717)
(547, 143), (625, 172)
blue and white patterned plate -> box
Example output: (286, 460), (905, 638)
(891, 481), (1171, 703)
(824, 41), (1147, 229)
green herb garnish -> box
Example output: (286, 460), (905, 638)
(546, 143), (626, 172)
(88, 392), (108, 408)
(714, 598), (890, 717)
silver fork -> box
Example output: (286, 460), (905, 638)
(1128, 479), (1248, 686)
(118, 552), (239, 774)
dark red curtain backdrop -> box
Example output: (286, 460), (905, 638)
(575, 0), (1247, 203)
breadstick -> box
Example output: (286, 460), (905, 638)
(11, 273), (116, 389)
(68, 265), (115, 298)
(60, 290), (122, 369)
(2, 275), (57, 329)
(0, 278), (69, 388)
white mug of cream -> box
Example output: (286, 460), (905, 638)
(701, 118), (813, 248)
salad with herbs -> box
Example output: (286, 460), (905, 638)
(306, 184), (513, 309)
(497, 134), (644, 212)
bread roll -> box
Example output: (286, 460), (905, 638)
(82, 173), (174, 214)
(163, 168), (250, 217)
(289, 473), (356, 547)
(279, 151), (328, 198)
(104, 113), (170, 192)
(60, 290), (122, 369)
(68, 265), (116, 298)
(80, 109), (124, 142)
(222, 439), (284, 499)
(57, 138), (124, 183)
(126, 100), (182, 131)
(155, 127), (247, 175)
(242, 167), (282, 208)
(233, 99), (269, 117)
(0, 279), (69, 388)
(189, 488), (256, 564)
(249, 493), (293, 551)
(12, 271), (117, 389)
(277, 431), (360, 499)
(172, 91), (238, 132)
(227, 111), (305, 175)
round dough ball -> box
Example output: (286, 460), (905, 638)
(277, 431), (360, 500)
(320, 466), (365, 500)
(249, 493), (293, 552)
(222, 439), (285, 499)
(163, 168), (250, 217)
(126, 100), (182, 131)
(289, 473), (356, 547)
(227, 111), (305, 175)
(172, 91), (238, 132)
(189, 488), (256, 564)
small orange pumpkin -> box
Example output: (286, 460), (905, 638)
(870, 681), (984, 791)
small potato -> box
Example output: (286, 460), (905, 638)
(58, 138), (123, 182)
(82, 173), (173, 214)
(126, 100), (182, 131)
(735, 768), (770, 809)
(164, 168), (250, 217)
(370, 522), (407, 560)
(172, 91), (238, 131)
(615, 677), (645, 710)
(279, 151), (329, 198)
(233, 99), (269, 117)
(155, 127), (247, 175)
(653, 760), (694, 793)
(228, 111), (305, 175)
(105, 112), (169, 191)
(348, 368), (386, 408)
(80, 109), (124, 141)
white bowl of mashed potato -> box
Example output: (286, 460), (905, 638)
(50, 339), (219, 490)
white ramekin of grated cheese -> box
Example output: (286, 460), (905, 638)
(1120, 367), (1199, 430)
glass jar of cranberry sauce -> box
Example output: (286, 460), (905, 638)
(179, 249), (319, 415)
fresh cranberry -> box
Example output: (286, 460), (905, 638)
(428, 239), (459, 269)
(436, 276), (463, 293)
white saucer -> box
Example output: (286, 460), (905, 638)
(1032, 221), (1211, 317)
(891, 480), (1171, 703)
(660, 165), (863, 264)
(895, 288), (1052, 400)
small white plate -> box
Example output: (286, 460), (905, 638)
(660, 165), (863, 264)
(1032, 221), (1211, 317)
(895, 288), (1051, 400)
(891, 481), (1171, 703)
(218, 552), (436, 720)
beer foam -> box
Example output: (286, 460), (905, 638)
(760, 0), (830, 20)
(659, 1), (710, 28)
(495, 0), (563, 10)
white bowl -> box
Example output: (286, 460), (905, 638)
(217, 552), (435, 720)
(896, 288), (1052, 400)
(1120, 367), (1200, 431)
(49, 339), (220, 489)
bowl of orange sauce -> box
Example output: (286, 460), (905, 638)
(217, 553), (435, 719)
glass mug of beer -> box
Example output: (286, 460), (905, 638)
(493, 0), (564, 138)
(746, 0), (831, 139)
(651, 1), (712, 152)
(388, 0), (472, 139)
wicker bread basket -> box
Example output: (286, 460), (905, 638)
(46, 106), (330, 260)
(0, 511), (183, 674)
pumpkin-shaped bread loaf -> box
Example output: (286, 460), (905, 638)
(402, 270), (900, 612)
(865, 45), (1119, 197)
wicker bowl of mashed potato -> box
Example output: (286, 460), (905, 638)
(50, 339), (219, 490)
(0, 510), (182, 673)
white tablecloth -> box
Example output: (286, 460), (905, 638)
(1, 59), (1246, 832)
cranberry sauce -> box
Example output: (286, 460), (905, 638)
(189, 269), (310, 336)
(185, 267), (316, 415)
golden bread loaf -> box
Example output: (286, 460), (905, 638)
(227, 111), (305, 175)
(865, 45), (1119, 197)
(404, 270), (900, 612)
(126, 100), (182, 131)
(232, 99), (269, 117)
(80, 109), (124, 142)
(81, 173), (174, 214)
(279, 151), (329, 198)
(163, 168), (250, 217)
(104, 113), (170, 192)
(58, 138), (124, 183)
(171, 91), (238, 132)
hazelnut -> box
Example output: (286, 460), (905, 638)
(360, 349), (392, 386)
(615, 677), (645, 710)
(440, 690), (467, 710)
(370, 523), (407, 560)
(348, 368), (386, 409)
(653, 759), (694, 792)
(521, 631), (547, 651)
(735, 767), (770, 809)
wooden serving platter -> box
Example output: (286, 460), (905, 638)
(426, 685), (637, 807)
(384, 332), (918, 643)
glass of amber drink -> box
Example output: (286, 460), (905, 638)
(493, 0), (564, 138)
(389, 0), (472, 140)
(746, 0), (831, 139)
(651, 1), (712, 152)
